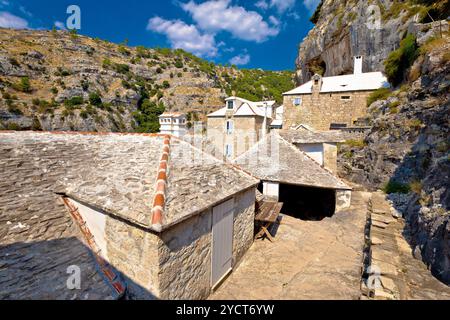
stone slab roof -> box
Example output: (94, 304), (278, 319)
(0, 130), (259, 298)
(278, 129), (346, 144)
(232, 132), (351, 190)
(0, 131), (258, 231)
(0, 132), (118, 300)
(283, 72), (389, 95)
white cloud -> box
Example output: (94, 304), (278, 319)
(0, 1), (10, 8)
(255, 0), (269, 10)
(269, 15), (280, 27)
(0, 11), (28, 29)
(181, 0), (279, 43)
(270, 0), (296, 14)
(303, 0), (321, 12)
(147, 17), (217, 57)
(54, 21), (67, 30)
(229, 53), (250, 66)
(19, 6), (32, 17)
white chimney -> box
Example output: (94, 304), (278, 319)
(354, 56), (363, 74)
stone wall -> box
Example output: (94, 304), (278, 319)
(157, 188), (255, 300)
(283, 90), (373, 131)
(207, 116), (263, 159)
(105, 216), (161, 299)
(323, 143), (338, 174)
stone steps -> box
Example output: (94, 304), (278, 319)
(361, 191), (450, 300)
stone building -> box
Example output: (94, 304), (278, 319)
(233, 131), (352, 221)
(283, 56), (389, 131)
(0, 131), (258, 300)
(278, 129), (345, 174)
(207, 96), (275, 160)
(159, 112), (187, 137)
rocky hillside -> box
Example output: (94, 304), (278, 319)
(296, 0), (449, 84)
(333, 18), (449, 286)
(0, 28), (293, 133)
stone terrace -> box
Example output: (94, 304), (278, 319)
(210, 191), (370, 300)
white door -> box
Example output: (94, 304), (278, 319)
(211, 198), (234, 288)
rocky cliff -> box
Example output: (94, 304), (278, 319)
(296, 0), (449, 84)
(0, 29), (292, 133)
(337, 27), (449, 283)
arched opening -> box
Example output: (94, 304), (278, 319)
(278, 184), (336, 221)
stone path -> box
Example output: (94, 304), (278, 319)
(363, 192), (450, 300)
(210, 191), (371, 300)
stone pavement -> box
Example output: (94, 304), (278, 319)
(210, 191), (371, 300)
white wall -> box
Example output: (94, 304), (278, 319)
(298, 143), (324, 166)
(70, 198), (108, 259)
(263, 182), (279, 200)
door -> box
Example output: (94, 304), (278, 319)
(211, 198), (234, 288)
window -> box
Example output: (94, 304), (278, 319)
(226, 120), (234, 134)
(225, 144), (233, 158)
(227, 100), (234, 110)
(293, 97), (302, 106)
(341, 96), (351, 100)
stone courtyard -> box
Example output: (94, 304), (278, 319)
(210, 191), (370, 300)
(210, 190), (450, 300)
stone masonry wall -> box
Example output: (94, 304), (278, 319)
(283, 90), (373, 130)
(207, 116), (262, 159)
(157, 188), (255, 300)
(232, 189), (255, 265)
(105, 217), (161, 299)
(323, 143), (338, 174)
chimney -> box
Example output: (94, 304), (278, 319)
(354, 56), (363, 74)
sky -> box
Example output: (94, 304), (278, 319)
(0, 0), (320, 71)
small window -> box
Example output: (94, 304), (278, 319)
(341, 96), (351, 100)
(293, 97), (302, 106)
(225, 144), (233, 158)
(227, 100), (234, 110)
(226, 120), (234, 134)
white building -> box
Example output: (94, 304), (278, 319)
(159, 112), (187, 137)
(270, 105), (284, 130)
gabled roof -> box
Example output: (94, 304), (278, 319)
(283, 72), (389, 95)
(0, 130), (259, 299)
(208, 96), (275, 118)
(232, 132), (351, 190)
(0, 131), (258, 232)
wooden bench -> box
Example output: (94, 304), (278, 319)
(255, 200), (283, 242)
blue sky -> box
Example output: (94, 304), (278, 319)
(0, 0), (320, 70)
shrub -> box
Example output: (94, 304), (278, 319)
(102, 58), (112, 68)
(174, 60), (184, 68)
(64, 96), (84, 107)
(12, 77), (32, 93)
(118, 45), (130, 56)
(51, 87), (58, 95)
(156, 67), (163, 74)
(114, 63), (130, 74)
(384, 34), (419, 87)
(162, 81), (170, 89)
(367, 87), (392, 107)
(310, 0), (324, 24)
(345, 139), (367, 148)
(55, 67), (72, 77)
(133, 99), (165, 133)
(383, 181), (411, 194)
(177, 72), (182, 78)
(410, 180), (423, 195)
(89, 92), (103, 106)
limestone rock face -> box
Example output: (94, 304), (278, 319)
(338, 34), (450, 284)
(296, 0), (419, 84)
